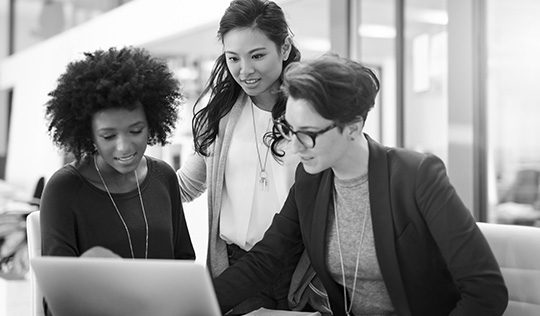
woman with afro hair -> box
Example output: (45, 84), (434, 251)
(40, 46), (195, 285)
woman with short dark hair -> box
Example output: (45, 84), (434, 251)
(214, 54), (508, 316)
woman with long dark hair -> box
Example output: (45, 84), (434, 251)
(177, 0), (303, 313)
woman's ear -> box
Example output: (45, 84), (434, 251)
(347, 119), (364, 140)
(281, 37), (292, 61)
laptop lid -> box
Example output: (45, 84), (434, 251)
(30, 256), (222, 316)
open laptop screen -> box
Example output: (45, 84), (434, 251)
(31, 256), (222, 316)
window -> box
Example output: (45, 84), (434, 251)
(487, 0), (540, 226)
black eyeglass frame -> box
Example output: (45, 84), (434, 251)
(274, 116), (337, 148)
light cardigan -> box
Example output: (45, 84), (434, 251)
(177, 92), (297, 277)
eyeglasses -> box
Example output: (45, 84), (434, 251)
(274, 116), (337, 148)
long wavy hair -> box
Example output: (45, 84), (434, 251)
(192, 0), (301, 157)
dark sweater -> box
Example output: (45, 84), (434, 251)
(41, 156), (195, 259)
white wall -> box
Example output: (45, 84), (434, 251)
(0, 0), (234, 192)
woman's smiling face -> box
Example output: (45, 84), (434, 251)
(223, 27), (287, 102)
(92, 104), (148, 175)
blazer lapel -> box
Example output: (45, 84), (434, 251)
(367, 135), (411, 316)
(307, 169), (347, 313)
(310, 170), (332, 268)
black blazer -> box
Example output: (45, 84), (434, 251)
(214, 135), (508, 316)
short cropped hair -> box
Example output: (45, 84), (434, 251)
(45, 46), (183, 161)
(281, 53), (380, 129)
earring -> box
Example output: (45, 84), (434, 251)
(349, 136), (355, 141)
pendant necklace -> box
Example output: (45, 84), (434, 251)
(250, 100), (271, 191)
(334, 196), (369, 316)
(94, 155), (149, 259)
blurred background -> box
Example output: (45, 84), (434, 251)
(1, 0), (540, 314)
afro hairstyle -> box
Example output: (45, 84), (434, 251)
(45, 46), (184, 162)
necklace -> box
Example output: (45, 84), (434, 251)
(250, 100), (271, 191)
(334, 196), (369, 316)
(94, 155), (149, 259)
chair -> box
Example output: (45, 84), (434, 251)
(500, 169), (540, 205)
(26, 211), (44, 316)
(477, 222), (540, 316)
(29, 177), (45, 207)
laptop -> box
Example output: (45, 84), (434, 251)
(30, 256), (222, 316)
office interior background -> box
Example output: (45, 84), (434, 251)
(0, 0), (540, 313)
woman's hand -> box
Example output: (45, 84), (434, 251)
(81, 246), (121, 258)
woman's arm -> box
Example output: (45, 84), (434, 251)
(40, 169), (80, 257)
(176, 152), (207, 202)
(212, 187), (304, 313)
(416, 154), (508, 315)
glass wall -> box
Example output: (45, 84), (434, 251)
(353, 0), (540, 225)
(352, 0), (448, 155)
(403, 0), (448, 162)
(352, 0), (396, 145)
(487, 0), (540, 226)
(351, 0), (480, 216)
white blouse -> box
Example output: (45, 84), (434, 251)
(220, 100), (298, 251)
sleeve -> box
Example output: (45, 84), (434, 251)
(170, 170), (196, 260)
(155, 158), (197, 260)
(40, 169), (80, 257)
(172, 202), (196, 260)
(176, 152), (207, 202)
(415, 154), (508, 316)
(212, 185), (304, 314)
